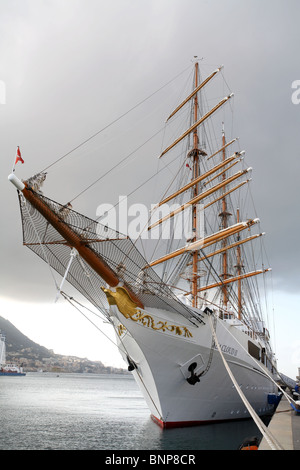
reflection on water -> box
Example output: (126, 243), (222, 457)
(0, 373), (263, 450)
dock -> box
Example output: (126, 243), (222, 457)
(259, 395), (300, 450)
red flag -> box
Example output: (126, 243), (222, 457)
(15, 146), (24, 165)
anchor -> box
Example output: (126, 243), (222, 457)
(127, 356), (137, 372)
(186, 362), (200, 385)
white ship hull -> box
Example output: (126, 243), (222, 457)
(110, 304), (277, 428)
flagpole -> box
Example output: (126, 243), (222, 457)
(12, 146), (18, 172)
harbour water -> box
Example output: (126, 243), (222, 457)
(0, 372), (263, 450)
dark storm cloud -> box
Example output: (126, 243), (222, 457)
(1, 0), (299, 304)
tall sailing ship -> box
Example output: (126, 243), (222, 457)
(9, 61), (278, 426)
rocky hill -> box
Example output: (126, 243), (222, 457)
(0, 316), (127, 374)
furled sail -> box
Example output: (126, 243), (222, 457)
(148, 219), (260, 267)
(148, 167), (252, 231)
(159, 93), (234, 158)
(152, 150), (244, 209)
(166, 65), (223, 121)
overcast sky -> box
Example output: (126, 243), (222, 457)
(0, 0), (299, 377)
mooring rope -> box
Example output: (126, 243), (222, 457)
(213, 311), (298, 410)
(208, 314), (284, 450)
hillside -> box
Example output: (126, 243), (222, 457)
(0, 316), (127, 374)
(0, 316), (52, 360)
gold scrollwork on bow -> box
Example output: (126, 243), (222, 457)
(102, 286), (192, 338)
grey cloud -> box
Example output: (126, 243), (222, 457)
(1, 0), (300, 304)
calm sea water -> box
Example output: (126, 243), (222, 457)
(0, 373), (262, 450)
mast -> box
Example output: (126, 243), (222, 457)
(146, 59), (271, 315)
(236, 208), (243, 319)
(191, 61), (200, 308)
(220, 125), (231, 309)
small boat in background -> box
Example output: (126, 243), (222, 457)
(238, 436), (259, 450)
(0, 364), (26, 376)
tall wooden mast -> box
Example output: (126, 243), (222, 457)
(236, 208), (243, 319)
(191, 62), (200, 308)
(147, 63), (269, 314)
(220, 124), (231, 309)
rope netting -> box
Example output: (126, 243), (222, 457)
(18, 190), (199, 323)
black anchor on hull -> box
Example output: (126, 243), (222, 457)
(186, 362), (200, 385)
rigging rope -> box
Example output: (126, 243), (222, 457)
(68, 126), (163, 204)
(21, 194), (59, 292)
(61, 290), (164, 422)
(60, 291), (126, 354)
(39, 64), (192, 175)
